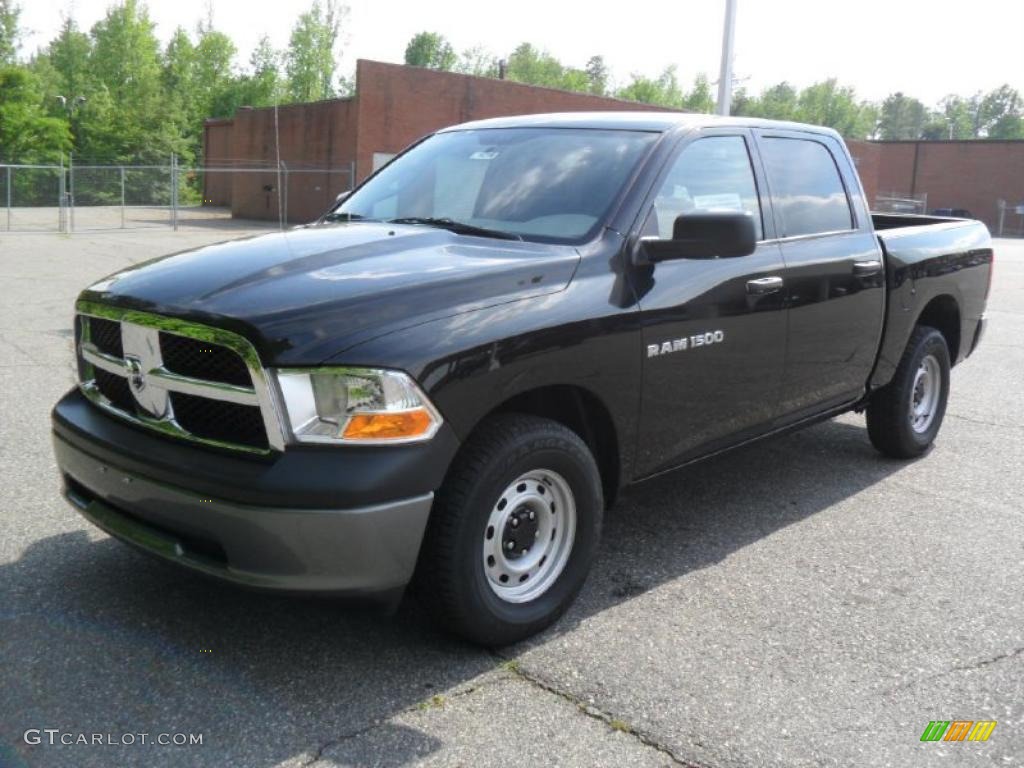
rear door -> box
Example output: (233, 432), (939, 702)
(754, 131), (885, 421)
(632, 129), (787, 478)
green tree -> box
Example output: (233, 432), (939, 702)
(505, 43), (565, 88)
(286, 0), (346, 102)
(730, 86), (757, 116)
(46, 17), (93, 99)
(454, 46), (497, 77)
(404, 31), (456, 70)
(193, 21), (237, 117)
(85, 0), (189, 162)
(796, 79), (876, 138)
(584, 55), (608, 96)
(242, 36), (283, 105)
(616, 66), (683, 107)
(0, 66), (71, 161)
(922, 94), (980, 139)
(757, 82), (799, 121)
(978, 85), (1023, 138)
(682, 73), (714, 113)
(162, 27), (195, 120)
(0, 0), (19, 64)
(878, 92), (928, 140)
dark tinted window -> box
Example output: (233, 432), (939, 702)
(760, 138), (853, 237)
(337, 128), (657, 243)
(650, 136), (763, 240)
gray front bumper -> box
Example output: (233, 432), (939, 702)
(53, 432), (433, 595)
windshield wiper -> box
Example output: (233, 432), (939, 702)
(388, 217), (522, 241)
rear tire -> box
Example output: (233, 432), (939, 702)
(866, 325), (951, 458)
(417, 414), (603, 646)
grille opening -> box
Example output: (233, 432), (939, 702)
(94, 368), (136, 414)
(64, 474), (94, 509)
(174, 529), (229, 566)
(89, 317), (123, 358)
(171, 392), (268, 449)
(160, 333), (251, 387)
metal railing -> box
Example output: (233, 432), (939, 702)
(1, 156), (355, 233)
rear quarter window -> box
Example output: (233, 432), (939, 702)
(760, 137), (853, 238)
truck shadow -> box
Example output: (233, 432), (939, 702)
(2, 416), (908, 767)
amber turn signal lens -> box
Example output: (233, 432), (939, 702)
(342, 409), (434, 440)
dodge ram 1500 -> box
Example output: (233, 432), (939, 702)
(53, 113), (993, 645)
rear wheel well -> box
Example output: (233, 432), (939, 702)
(917, 295), (961, 363)
(486, 386), (620, 508)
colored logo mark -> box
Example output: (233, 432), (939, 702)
(920, 720), (997, 742)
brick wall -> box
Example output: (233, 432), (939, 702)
(204, 59), (669, 223)
(202, 98), (358, 223)
(203, 59), (1024, 232)
(201, 119), (233, 206)
(846, 140), (880, 207)
(351, 59), (669, 185)
(849, 140), (1024, 233)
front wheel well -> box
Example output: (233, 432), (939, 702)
(917, 295), (961, 363)
(483, 385), (621, 508)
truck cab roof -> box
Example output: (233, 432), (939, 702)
(440, 111), (842, 138)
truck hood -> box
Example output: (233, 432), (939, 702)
(81, 223), (580, 365)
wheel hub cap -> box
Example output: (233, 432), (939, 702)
(909, 354), (941, 434)
(482, 469), (577, 603)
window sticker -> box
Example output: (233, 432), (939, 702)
(692, 192), (743, 211)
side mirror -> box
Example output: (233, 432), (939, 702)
(333, 190), (351, 206)
(636, 211), (757, 264)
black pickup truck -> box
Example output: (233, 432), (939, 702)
(53, 113), (992, 645)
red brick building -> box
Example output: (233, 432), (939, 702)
(205, 59), (1024, 234)
(203, 59), (666, 223)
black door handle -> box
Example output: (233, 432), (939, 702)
(853, 260), (883, 276)
(746, 276), (784, 295)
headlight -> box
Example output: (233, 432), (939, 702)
(274, 368), (442, 444)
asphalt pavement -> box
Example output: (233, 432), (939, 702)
(1, 224), (1021, 768)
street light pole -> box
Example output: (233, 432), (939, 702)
(716, 0), (738, 116)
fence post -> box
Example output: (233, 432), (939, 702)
(171, 154), (179, 231)
(120, 166), (126, 229)
(58, 155), (66, 233)
(68, 152), (75, 233)
(282, 162), (289, 228)
(5, 166), (10, 232)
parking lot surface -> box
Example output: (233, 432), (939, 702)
(2, 225), (1021, 767)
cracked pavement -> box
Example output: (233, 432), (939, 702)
(1, 225), (1022, 767)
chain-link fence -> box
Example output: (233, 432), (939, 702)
(874, 191), (928, 215)
(1, 158), (354, 234)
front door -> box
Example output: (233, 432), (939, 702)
(633, 131), (787, 478)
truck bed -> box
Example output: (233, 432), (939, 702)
(868, 213), (993, 391)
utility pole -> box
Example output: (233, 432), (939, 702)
(716, 0), (738, 116)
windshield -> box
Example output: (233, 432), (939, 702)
(333, 128), (658, 243)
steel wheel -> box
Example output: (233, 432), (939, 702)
(909, 354), (941, 434)
(482, 469), (577, 604)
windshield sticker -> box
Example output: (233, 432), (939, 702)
(692, 193), (744, 211)
(470, 150), (500, 160)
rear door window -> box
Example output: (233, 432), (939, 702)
(760, 137), (853, 237)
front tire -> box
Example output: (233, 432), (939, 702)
(418, 414), (603, 646)
(866, 325), (951, 458)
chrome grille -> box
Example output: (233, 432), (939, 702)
(75, 302), (284, 453)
